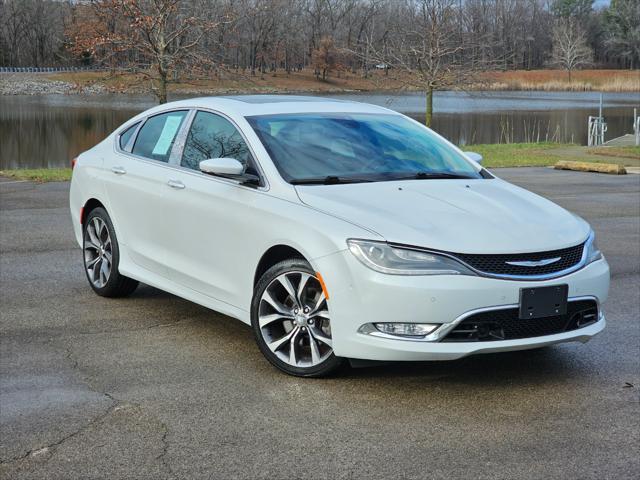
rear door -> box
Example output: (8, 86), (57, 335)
(103, 109), (189, 275)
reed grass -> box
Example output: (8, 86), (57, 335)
(479, 69), (639, 92)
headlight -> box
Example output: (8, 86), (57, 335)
(585, 231), (602, 264)
(347, 239), (475, 276)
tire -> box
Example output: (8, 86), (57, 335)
(83, 207), (138, 297)
(251, 258), (343, 377)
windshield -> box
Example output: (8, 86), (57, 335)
(246, 113), (482, 184)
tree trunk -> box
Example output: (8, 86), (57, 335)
(567, 68), (572, 83)
(157, 63), (168, 104)
(157, 75), (168, 104)
(426, 85), (433, 128)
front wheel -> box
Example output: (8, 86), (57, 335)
(251, 259), (343, 377)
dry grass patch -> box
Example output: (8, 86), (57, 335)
(0, 168), (72, 182)
(481, 69), (639, 92)
(587, 146), (640, 159)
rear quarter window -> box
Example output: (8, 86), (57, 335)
(118, 122), (140, 151)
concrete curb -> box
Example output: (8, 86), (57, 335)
(554, 161), (627, 175)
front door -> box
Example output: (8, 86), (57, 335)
(161, 110), (265, 307)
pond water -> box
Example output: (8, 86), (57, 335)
(1, 90), (638, 169)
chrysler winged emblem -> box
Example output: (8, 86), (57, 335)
(506, 257), (562, 267)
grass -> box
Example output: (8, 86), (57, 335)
(0, 168), (72, 182)
(586, 146), (640, 160)
(464, 143), (640, 168)
(465, 143), (578, 167)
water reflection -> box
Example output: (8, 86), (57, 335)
(0, 91), (638, 169)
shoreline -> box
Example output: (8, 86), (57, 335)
(3, 144), (637, 180)
(1, 69), (638, 96)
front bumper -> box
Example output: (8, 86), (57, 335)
(314, 250), (610, 361)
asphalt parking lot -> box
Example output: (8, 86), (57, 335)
(1, 167), (639, 479)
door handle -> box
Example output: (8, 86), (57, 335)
(167, 179), (185, 190)
(111, 166), (126, 175)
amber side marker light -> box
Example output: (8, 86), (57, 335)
(71, 157), (78, 169)
(315, 272), (330, 300)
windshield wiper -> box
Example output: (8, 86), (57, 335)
(290, 176), (373, 185)
(390, 172), (477, 181)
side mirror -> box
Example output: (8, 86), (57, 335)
(464, 151), (483, 164)
(199, 158), (244, 176)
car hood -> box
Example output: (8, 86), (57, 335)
(295, 178), (590, 254)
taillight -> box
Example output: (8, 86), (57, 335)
(71, 157), (78, 169)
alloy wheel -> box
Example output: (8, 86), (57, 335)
(258, 271), (333, 368)
(83, 216), (112, 288)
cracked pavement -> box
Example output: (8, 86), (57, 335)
(1, 168), (639, 479)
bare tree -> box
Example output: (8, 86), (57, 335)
(361, 0), (491, 127)
(551, 17), (592, 81)
(2, 0), (635, 88)
(69, 0), (226, 103)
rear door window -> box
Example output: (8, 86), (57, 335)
(132, 111), (188, 162)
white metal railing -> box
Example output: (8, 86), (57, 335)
(634, 108), (639, 146)
(0, 66), (104, 73)
(588, 116), (607, 147)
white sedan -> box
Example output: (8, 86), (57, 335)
(69, 96), (610, 376)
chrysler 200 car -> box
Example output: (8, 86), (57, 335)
(69, 96), (609, 376)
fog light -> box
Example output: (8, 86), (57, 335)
(373, 323), (439, 337)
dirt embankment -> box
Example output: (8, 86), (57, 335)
(1, 69), (638, 96)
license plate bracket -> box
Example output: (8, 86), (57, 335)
(519, 285), (568, 320)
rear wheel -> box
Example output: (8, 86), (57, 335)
(83, 207), (138, 297)
(251, 259), (343, 377)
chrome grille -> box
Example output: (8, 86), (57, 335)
(454, 243), (585, 277)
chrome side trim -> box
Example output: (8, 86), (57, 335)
(357, 295), (600, 343)
(387, 231), (594, 282)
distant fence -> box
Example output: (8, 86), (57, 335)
(0, 66), (106, 73)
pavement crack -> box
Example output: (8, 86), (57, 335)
(156, 421), (176, 479)
(63, 344), (118, 404)
(0, 402), (119, 466)
(65, 346), (79, 369)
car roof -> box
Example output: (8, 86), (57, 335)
(144, 95), (395, 117)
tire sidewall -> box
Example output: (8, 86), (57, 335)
(251, 259), (342, 377)
(82, 207), (123, 296)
